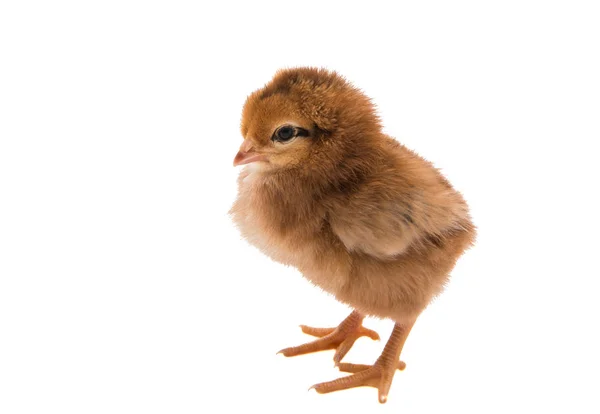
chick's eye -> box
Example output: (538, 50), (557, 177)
(275, 126), (296, 142)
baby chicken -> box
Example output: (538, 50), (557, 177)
(230, 67), (475, 403)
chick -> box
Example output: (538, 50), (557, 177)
(230, 67), (475, 403)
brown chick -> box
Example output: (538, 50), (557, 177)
(230, 67), (475, 403)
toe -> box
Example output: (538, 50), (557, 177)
(336, 362), (372, 373)
(299, 326), (336, 337)
(332, 336), (359, 364)
(311, 367), (380, 394)
(277, 336), (336, 357)
(357, 326), (380, 341)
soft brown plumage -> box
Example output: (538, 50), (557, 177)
(230, 67), (475, 403)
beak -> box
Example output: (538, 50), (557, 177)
(233, 140), (267, 167)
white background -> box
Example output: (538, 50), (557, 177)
(1, 1), (599, 413)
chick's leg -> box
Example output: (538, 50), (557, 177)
(278, 311), (379, 365)
(310, 321), (414, 404)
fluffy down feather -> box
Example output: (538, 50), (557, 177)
(230, 68), (475, 323)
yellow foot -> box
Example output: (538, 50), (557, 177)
(277, 311), (379, 364)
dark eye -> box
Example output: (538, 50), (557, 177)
(274, 126), (296, 142)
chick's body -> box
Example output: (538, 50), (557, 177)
(232, 130), (473, 324)
(230, 67), (475, 402)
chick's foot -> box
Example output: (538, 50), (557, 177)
(310, 322), (413, 404)
(277, 311), (379, 364)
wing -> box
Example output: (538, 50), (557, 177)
(328, 164), (469, 260)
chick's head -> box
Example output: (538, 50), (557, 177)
(234, 67), (381, 173)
